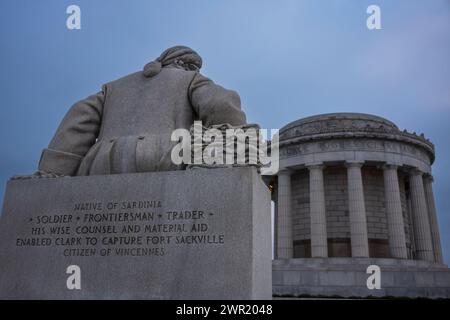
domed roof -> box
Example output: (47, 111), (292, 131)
(278, 112), (435, 164)
(280, 113), (398, 137)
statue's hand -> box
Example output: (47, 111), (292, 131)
(11, 170), (65, 180)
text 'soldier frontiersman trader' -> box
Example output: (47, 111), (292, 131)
(35, 46), (246, 177)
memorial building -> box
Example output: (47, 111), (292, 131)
(272, 113), (450, 298)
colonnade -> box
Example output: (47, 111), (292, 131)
(276, 161), (443, 263)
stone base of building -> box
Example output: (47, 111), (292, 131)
(273, 258), (450, 299)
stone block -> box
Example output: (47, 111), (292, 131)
(273, 258), (450, 298)
(414, 272), (435, 287)
(319, 271), (356, 286)
(0, 167), (272, 299)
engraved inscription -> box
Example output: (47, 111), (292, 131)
(16, 199), (224, 257)
(281, 139), (429, 161)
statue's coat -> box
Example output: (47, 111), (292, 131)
(38, 65), (246, 176)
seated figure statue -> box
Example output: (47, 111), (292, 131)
(25, 45), (247, 178)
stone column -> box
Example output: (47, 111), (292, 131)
(307, 163), (328, 258)
(382, 164), (407, 259)
(276, 170), (293, 259)
(423, 175), (443, 263)
(346, 161), (369, 257)
(406, 196), (416, 258)
(409, 169), (434, 261)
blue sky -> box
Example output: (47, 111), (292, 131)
(0, 0), (449, 262)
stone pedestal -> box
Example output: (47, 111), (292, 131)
(273, 258), (450, 299)
(0, 167), (272, 299)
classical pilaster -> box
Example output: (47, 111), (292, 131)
(382, 164), (407, 259)
(346, 161), (369, 257)
(307, 163), (328, 258)
(423, 175), (443, 263)
(276, 170), (293, 259)
(409, 169), (434, 261)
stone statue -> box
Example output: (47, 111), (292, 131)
(19, 46), (247, 178)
